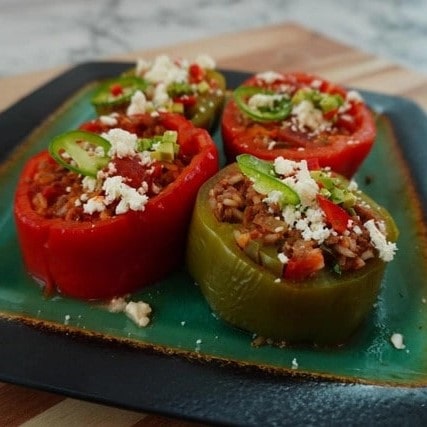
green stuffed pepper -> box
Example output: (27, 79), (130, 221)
(91, 54), (226, 131)
(186, 154), (398, 345)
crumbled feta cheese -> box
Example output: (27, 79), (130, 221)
(103, 128), (138, 158)
(390, 333), (406, 350)
(143, 55), (187, 84)
(152, 82), (170, 108)
(346, 90), (364, 103)
(99, 115), (118, 126)
(194, 54), (216, 69)
(105, 297), (152, 328)
(352, 225), (363, 235)
(291, 358), (299, 369)
(83, 196), (106, 214)
(64, 314), (71, 325)
(347, 180), (359, 192)
(107, 297), (128, 313)
(102, 176), (149, 214)
(282, 205), (301, 226)
(256, 71), (283, 84)
(294, 209), (331, 244)
(135, 58), (151, 76)
(274, 157), (297, 176)
(81, 176), (97, 193)
(291, 100), (331, 133)
(126, 90), (148, 115)
(267, 141), (276, 150)
(138, 151), (154, 167)
(124, 301), (152, 327)
(277, 252), (289, 264)
(310, 79), (322, 89)
(276, 158), (318, 207)
(364, 219), (397, 262)
(248, 93), (286, 111)
(263, 190), (283, 206)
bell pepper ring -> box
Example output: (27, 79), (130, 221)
(221, 71), (376, 178)
(14, 112), (219, 300)
(186, 162), (398, 345)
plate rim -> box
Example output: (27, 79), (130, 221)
(1, 62), (427, 426)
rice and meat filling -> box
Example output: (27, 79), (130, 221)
(209, 168), (389, 279)
(29, 157), (185, 221)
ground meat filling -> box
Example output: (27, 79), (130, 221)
(30, 148), (186, 222)
(209, 171), (379, 277)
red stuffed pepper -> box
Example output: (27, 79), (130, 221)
(221, 71), (376, 178)
(14, 112), (218, 300)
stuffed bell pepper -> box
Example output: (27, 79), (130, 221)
(91, 54), (226, 130)
(14, 112), (219, 300)
(221, 71), (376, 178)
(186, 154), (398, 345)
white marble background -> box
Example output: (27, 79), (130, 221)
(1, 0), (426, 77)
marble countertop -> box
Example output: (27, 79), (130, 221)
(1, 0), (425, 78)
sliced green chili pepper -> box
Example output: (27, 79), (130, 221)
(236, 154), (300, 206)
(49, 131), (111, 177)
(91, 76), (148, 115)
(233, 86), (292, 122)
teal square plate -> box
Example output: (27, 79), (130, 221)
(1, 63), (427, 426)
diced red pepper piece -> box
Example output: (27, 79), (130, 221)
(174, 94), (197, 107)
(284, 249), (325, 281)
(189, 63), (205, 84)
(109, 83), (124, 97)
(317, 194), (352, 234)
(306, 157), (321, 171)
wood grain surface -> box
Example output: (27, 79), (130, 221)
(0, 22), (426, 426)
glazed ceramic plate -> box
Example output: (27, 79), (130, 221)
(0, 63), (427, 426)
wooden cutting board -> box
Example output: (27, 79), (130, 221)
(1, 23), (426, 113)
(0, 22), (426, 427)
